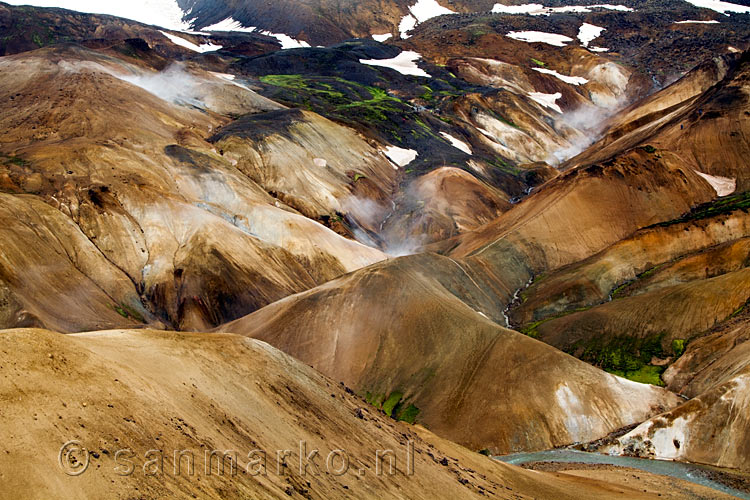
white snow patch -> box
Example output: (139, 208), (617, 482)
(202, 17), (256, 32)
(529, 91), (562, 112)
(258, 31), (311, 49)
(492, 3), (545, 13)
(683, 0), (750, 14)
(209, 72), (251, 91)
(695, 171), (736, 196)
(550, 3), (633, 12)
(4, 0), (192, 30)
(492, 3), (633, 15)
(399, 0), (455, 38)
(160, 31), (222, 53)
(384, 146), (418, 167)
(199, 17), (310, 49)
(372, 33), (394, 42)
(409, 0), (455, 22)
(589, 46), (610, 52)
(578, 23), (605, 47)
(399, 15), (418, 39)
(589, 4), (633, 10)
(674, 19), (721, 23)
(533, 67), (589, 85)
(440, 132), (473, 154)
(507, 31), (573, 47)
(360, 51), (431, 77)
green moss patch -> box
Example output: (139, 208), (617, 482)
(112, 303), (145, 323)
(569, 333), (673, 386)
(520, 306), (592, 339)
(488, 157), (520, 175)
(1, 154), (29, 167)
(381, 391), (403, 417)
(610, 365), (665, 386)
(650, 191), (750, 229)
(671, 339), (687, 357)
(365, 390), (420, 424)
(610, 264), (664, 299)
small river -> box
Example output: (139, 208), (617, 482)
(495, 449), (748, 499)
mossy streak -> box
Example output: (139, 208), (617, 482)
(365, 390), (421, 424)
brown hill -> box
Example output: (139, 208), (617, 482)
(2, 326), (687, 499)
(0, 2), (282, 58)
(607, 313), (750, 470)
(568, 51), (750, 192)
(0, 45), (388, 332)
(220, 252), (681, 455)
(505, 203), (750, 373)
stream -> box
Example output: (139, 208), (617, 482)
(495, 449), (749, 499)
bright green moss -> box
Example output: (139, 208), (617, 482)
(672, 339), (687, 357)
(381, 392), (403, 417)
(610, 365), (665, 386)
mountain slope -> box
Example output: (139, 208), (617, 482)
(0, 44), (388, 332)
(607, 314), (750, 471)
(3, 1), (750, 491)
(220, 252), (681, 454)
(2, 327), (681, 499)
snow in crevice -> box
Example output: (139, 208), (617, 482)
(360, 51), (431, 77)
(199, 17), (310, 49)
(683, 0), (750, 14)
(384, 146), (418, 167)
(399, 15), (418, 38)
(578, 23), (605, 47)
(533, 67), (589, 85)
(492, 3), (545, 13)
(492, 3), (633, 15)
(160, 31), (222, 53)
(201, 17), (256, 32)
(372, 33), (394, 42)
(674, 19), (721, 23)
(529, 92), (562, 113)
(507, 31), (573, 47)
(209, 72), (252, 91)
(258, 31), (311, 49)
(440, 132), (472, 154)
(695, 171), (736, 196)
(399, 0), (456, 38)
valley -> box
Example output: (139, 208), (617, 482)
(1, 0), (750, 498)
